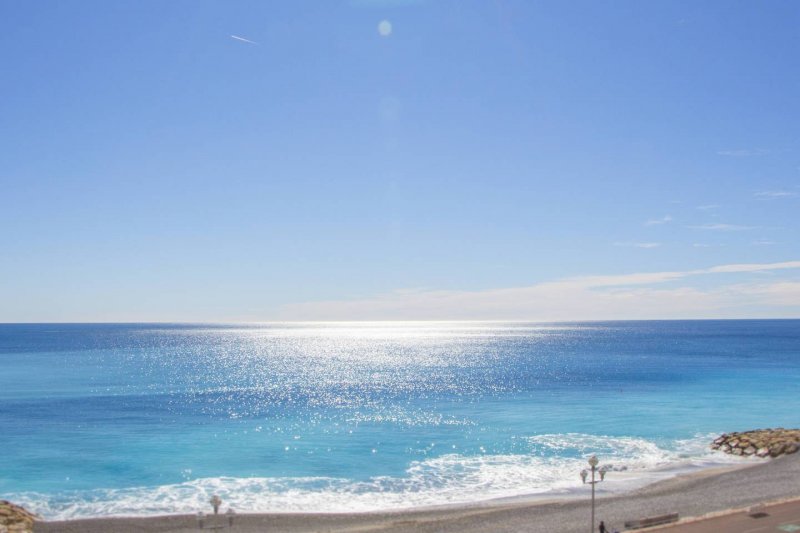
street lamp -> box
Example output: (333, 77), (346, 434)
(210, 495), (222, 515)
(580, 455), (607, 533)
(197, 496), (235, 530)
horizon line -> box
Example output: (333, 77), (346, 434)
(2, 317), (799, 325)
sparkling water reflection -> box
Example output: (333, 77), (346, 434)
(1, 321), (798, 518)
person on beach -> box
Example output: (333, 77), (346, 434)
(598, 521), (607, 533)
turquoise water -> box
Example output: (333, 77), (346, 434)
(1, 321), (798, 518)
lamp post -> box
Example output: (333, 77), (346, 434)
(580, 455), (606, 533)
(197, 495), (235, 530)
(198, 495), (223, 530)
(210, 495), (222, 516)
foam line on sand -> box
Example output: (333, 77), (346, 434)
(34, 454), (800, 533)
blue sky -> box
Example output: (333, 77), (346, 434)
(1, 0), (799, 321)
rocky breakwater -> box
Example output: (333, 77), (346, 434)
(0, 501), (37, 533)
(712, 428), (800, 458)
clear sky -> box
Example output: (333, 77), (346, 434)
(1, 0), (799, 322)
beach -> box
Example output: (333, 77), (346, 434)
(34, 452), (800, 532)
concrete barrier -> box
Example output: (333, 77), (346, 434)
(624, 512), (680, 529)
(747, 503), (767, 517)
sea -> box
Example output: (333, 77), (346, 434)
(1, 320), (798, 520)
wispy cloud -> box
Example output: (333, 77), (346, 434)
(577, 261), (800, 284)
(752, 240), (777, 246)
(755, 191), (798, 198)
(645, 215), (672, 226)
(280, 260), (800, 321)
(614, 242), (661, 249)
(696, 204), (720, 210)
(716, 148), (770, 157)
(688, 223), (756, 231)
(231, 35), (258, 44)
(735, 281), (800, 307)
(693, 243), (724, 248)
(701, 261), (800, 274)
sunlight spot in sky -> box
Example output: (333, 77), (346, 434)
(378, 20), (392, 37)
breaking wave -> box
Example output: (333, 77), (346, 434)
(12, 433), (756, 520)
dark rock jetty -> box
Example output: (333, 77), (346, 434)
(712, 428), (800, 458)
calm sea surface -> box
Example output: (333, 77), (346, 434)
(1, 321), (798, 519)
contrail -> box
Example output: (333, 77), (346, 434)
(231, 35), (258, 45)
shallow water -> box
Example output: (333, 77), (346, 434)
(1, 320), (798, 518)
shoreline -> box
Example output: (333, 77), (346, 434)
(18, 453), (754, 520)
(15, 443), (752, 520)
(34, 454), (800, 533)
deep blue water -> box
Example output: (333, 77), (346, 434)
(1, 321), (798, 518)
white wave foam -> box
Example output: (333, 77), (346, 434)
(10, 433), (759, 520)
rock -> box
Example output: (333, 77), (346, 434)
(770, 444), (786, 457)
(0, 501), (37, 533)
(711, 429), (800, 459)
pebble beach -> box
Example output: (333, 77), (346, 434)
(29, 452), (800, 533)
